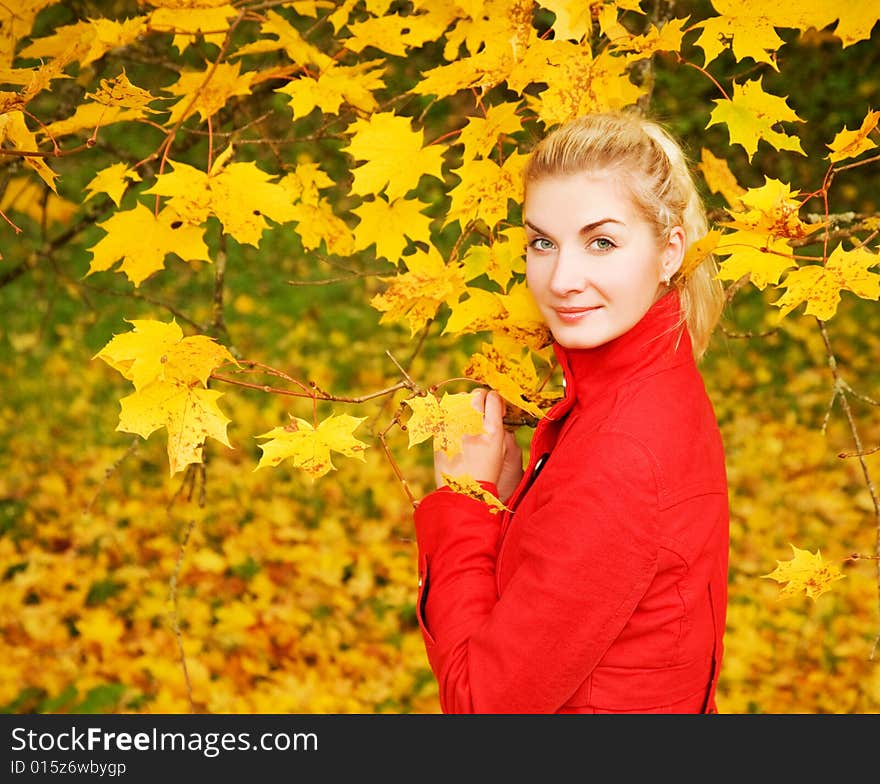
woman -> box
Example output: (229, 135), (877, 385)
(413, 110), (730, 713)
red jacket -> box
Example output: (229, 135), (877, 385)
(414, 291), (729, 713)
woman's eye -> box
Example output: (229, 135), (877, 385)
(529, 237), (555, 251)
(591, 237), (615, 251)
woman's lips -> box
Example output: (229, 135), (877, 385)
(554, 306), (602, 323)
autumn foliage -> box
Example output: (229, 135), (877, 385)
(2, 0), (880, 713)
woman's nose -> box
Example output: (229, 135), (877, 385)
(548, 248), (589, 296)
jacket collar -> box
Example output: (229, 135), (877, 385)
(548, 290), (691, 418)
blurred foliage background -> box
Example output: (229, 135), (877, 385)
(1, 0), (880, 713)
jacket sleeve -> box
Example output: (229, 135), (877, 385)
(414, 432), (660, 713)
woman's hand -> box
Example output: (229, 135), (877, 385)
(434, 388), (524, 503)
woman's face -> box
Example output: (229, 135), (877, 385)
(524, 171), (684, 350)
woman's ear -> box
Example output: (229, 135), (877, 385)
(661, 226), (686, 280)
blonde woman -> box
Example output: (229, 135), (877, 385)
(414, 110), (730, 713)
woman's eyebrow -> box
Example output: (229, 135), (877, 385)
(524, 218), (624, 234)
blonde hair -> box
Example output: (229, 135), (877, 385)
(523, 110), (724, 360)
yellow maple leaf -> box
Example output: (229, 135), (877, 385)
(87, 202), (211, 286)
(404, 392), (485, 457)
(165, 61), (254, 124)
(289, 202), (355, 256)
(118, 380), (232, 475)
(440, 473), (508, 514)
(0, 1), (56, 67)
(352, 197), (434, 262)
(39, 102), (145, 139)
(95, 317), (237, 475)
(0, 111), (57, 192)
(691, 0), (786, 70)
(144, 158), (298, 247)
(445, 154), (524, 231)
(232, 9), (333, 69)
(255, 415), (368, 478)
(95, 318), (236, 390)
(515, 41), (644, 127)
(344, 10), (446, 56)
(277, 60), (383, 117)
(370, 246), (468, 335)
(464, 338), (546, 419)
(698, 148), (746, 208)
(762, 544), (845, 601)
(345, 112), (446, 200)
(443, 287), (508, 336)
(278, 163), (335, 206)
(613, 17), (690, 60)
(84, 163), (142, 207)
(827, 109), (880, 163)
(773, 244), (880, 321)
(19, 16), (148, 69)
(460, 229), (526, 291)
(87, 70), (160, 112)
(454, 103), (524, 162)
(537, 0), (592, 41)
(680, 230), (722, 279)
(148, 2), (238, 51)
(707, 77), (806, 162)
(723, 178), (822, 242)
(714, 229), (796, 289)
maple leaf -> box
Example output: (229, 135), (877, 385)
(443, 288), (508, 336)
(707, 77), (806, 162)
(698, 148), (746, 208)
(87, 70), (160, 113)
(445, 154), (525, 231)
(0, 0), (56, 67)
(454, 103), (524, 162)
(39, 103), (145, 139)
(773, 244), (880, 321)
(370, 247), (468, 335)
(680, 230), (722, 279)
(613, 17), (690, 61)
(87, 202), (211, 286)
(118, 381), (232, 475)
(18, 16), (148, 69)
(94, 318), (236, 391)
(723, 178), (822, 242)
(691, 0), (786, 70)
(277, 60), (384, 117)
(96, 318), (237, 475)
(345, 113), (446, 200)
(144, 157), (298, 247)
(404, 392), (485, 457)
(289, 202), (355, 256)
(352, 197), (434, 262)
(165, 61), (254, 124)
(440, 473), (508, 514)
(464, 338), (546, 418)
(827, 109), (880, 163)
(460, 229), (526, 291)
(84, 163), (142, 207)
(494, 281), (555, 352)
(0, 111), (57, 192)
(762, 544), (845, 601)
(513, 41), (644, 127)
(344, 10), (446, 56)
(232, 10), (333, 68)
(714, 230), (796, 290)
(537, 0), (592, 41)
(147, 2), (238, 51)
(255, 415), (368, 479)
